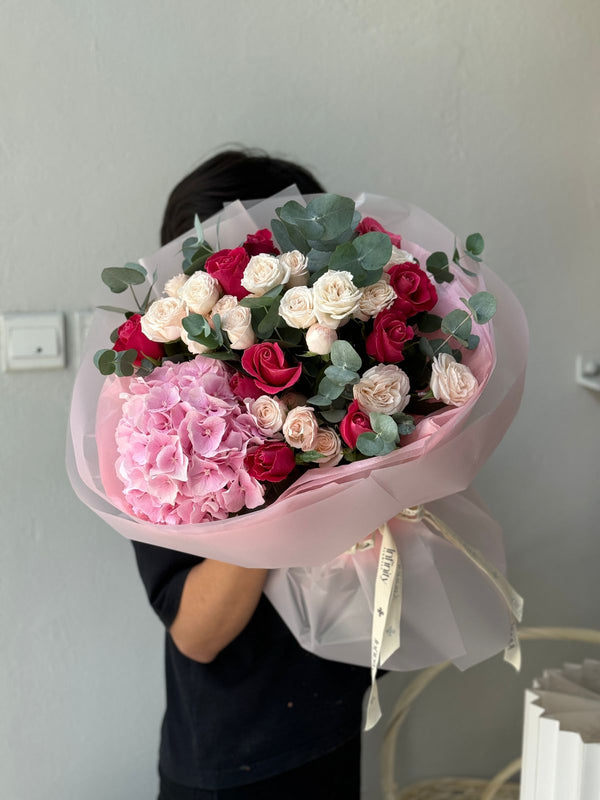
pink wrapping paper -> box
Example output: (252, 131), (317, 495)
(67, 190), (528, 570)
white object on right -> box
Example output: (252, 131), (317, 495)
(575, 353), (600, 391)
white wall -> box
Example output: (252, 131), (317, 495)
(1, 1), (598, 798)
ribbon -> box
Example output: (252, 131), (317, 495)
(361, 505), (524, 731)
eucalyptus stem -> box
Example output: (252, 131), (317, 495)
(129, 284), (142, 312)
(431, 311), (474, 358)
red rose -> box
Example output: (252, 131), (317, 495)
(230, 372), (263, 401)
(356, 216), (403, 248)
(205, 247), (250, 300)
(387, 262), (438, 316)
(112, 314), (164, 366)
(243, 229), (280, 257)
(366, 310), (414, 363)
(241, 343), (302, 395)
(245, 442), (296, 483)
(339, 400), (374, 450)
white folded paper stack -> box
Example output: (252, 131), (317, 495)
(520, 660), (600, 799)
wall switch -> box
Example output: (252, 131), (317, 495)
(1, 312), (66, 371)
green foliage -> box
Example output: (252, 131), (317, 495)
(320, 408), (346, 423)
(93, 348), (138, 377)
(295, 450), (325, 464)
(327, 232), (390, 287)
(101, 263), (147, 293)
(419, 337), (453, 358)
(94, 348), (116, 375)
(278, 194), (356, 240)
(324, 365), (360, 385)
(330, 340), (362, 373)
(308, 393), (334, 407)
(257, 297), (282, 338)
(426, 252), (454, 284)
(465, 233), (485, 262)
(369, 413), (398, 443)
(466, 334), (480, 350)
(182, 313), (220, 350)
(393, 412), (416, 436)
(356, 432), (396, 457)
(417, 313), (443, 332)
(441, 309), (472, 346)
(466, 291), (497, 324)
(97, 305), (133, 315)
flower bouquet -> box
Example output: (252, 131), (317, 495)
(67, 188), (527, 728)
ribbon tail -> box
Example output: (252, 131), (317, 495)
(364, 522), (401, 731)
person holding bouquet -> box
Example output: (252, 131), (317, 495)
(134, 148), (374, 800)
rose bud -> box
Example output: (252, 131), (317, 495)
(305, 323), (338, 355)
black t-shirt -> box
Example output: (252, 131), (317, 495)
(132, 541), (373, 790)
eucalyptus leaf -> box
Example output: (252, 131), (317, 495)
(257, 298), (282, 338)
(420, 337), (453, 357)
(317, 376), (345, 400)
(324, 365), (360, 385)
(441, 309), (472, 345)
(240, 295), (275, 309)
(199, 350), (240, 362)
(425, 252), (454, 284)
(182, 313), (211, 338)
(97, 305), (133, 315)
(308, 394), (333, 407)
(307, 248), (331, 272)
(369, 413), (398, 443)
(356, 432), (385, 457)
(194, 214), (204, 243)
(212, 313), (224, 347)
(466, 334), (480, 350)
(320, 408), (346, 423)
(466, 232), (484, 256)
(353, 231), (392, 271)
(295, 450), (325, 464)
(394, 413), (416, 436)
(270, 218), (309, 254)
(109, 327), (120, 344)
(467, 291), (497, 324)
(94, 348), (116, 375)
(101, 264), (147, 293)
(418, 313), (443, 332)
(330, 340), (362, 372)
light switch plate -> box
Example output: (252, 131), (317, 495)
(0, 312), (65, 371)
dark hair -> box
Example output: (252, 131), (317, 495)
(160, 147), (325, 246)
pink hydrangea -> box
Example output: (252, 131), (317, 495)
(115, 356), (268, 524)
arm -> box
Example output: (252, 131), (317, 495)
(131, 541), (267, 665)
(168, 559), (267, 664)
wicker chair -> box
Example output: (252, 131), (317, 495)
(380, 627), (600, 800)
